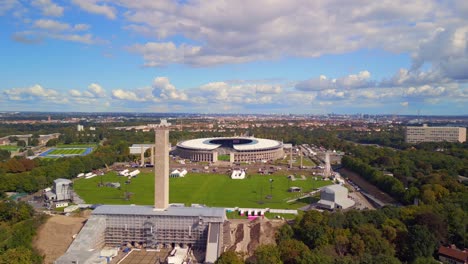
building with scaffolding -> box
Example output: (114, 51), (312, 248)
(56, 127), (226, 264)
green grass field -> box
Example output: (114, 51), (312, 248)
(49, 148), (86, 155)
(56, 144), (97, 148)
(0, 145), (19, 152)
(217, 154), (230, 161)
(73, 172), (332, 209)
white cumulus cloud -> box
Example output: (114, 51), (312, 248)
(152, 77), (188, 101)
(129, 42), (201, 67)
(111, 89), (142, 101)
(34, 19), (70, 31)
(87, 83), (106, 97)
(32, 0), (64, 17)
(3, 84), (59, 101)
(71, 0), (117, 19)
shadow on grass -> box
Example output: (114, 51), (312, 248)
(289, 196), (319, 206)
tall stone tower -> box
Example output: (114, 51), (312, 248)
(324, 152), (331, 179)
(154, 127), (169, 210)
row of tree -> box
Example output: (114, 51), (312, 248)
(341, 155), (414, 204)
(218, 198), (466, 263)
(0, 199), (47, 263)
(0, 141), (134, 194)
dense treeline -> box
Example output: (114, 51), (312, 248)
(0, 123), (73, 138)
(341, 142), (467, 205)
(218, 196), (467, 264)
(214, 125), (467, 263)
(0, 142), (134, 193)
(339, 127), (407, 149)
(342, 156), (410, 204)
(0, 199), (46, 263)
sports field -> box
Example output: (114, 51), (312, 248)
(0, 145), (19, 152)
(39, 146), (94, 158)
(49, 148), (86, 155)
(73, 172), (332, 209)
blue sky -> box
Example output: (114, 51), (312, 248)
(1, 0), (467, 115)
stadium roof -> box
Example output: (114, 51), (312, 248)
(177, 137), (282, 151)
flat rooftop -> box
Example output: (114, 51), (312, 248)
(93, 204), (226, 219)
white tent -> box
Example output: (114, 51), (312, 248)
(231, 170), (246, 179)
(119, 169), (129, 176)
(128, 169), (140, 177)
(170, 169), (187, 178)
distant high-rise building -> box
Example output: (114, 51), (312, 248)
(77, 124), (84, 131)
(405, 124), (466, 143)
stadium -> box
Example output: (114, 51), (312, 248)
(174, 137), (284, 162)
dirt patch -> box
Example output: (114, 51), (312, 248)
(259, 220), (280, 245)
(247, 223), (260, 252)
(226, 218), (285, 257)
(33, 214), (89, 264)
(229, 223), (245, 251)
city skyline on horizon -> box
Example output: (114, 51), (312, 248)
(1, 1), (467, 115)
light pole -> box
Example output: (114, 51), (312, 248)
(269, 179), (274, 199)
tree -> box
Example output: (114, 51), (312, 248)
(276, 224), (294, 243)
(46, 138), (58, 147)
(16, 140), (26, 147)
(278, 239), (313, 264)
(0, 247), (35, 264)
(295, 210), (330, 249)
(216, 251), (244, 264)
(356, 224), (395, 257)
(412, 257), (439, 264)
(5, 159), (26, 173)
(349, 233), (365, 257)
(333, 229), (351, 256)
(251, 244), (282, 264)
(26, 149), (34, 157)
(414, 211), (447, 243)
(0, 149), (10, 162)
(30, 138), (39, 147)
(400, 225), (437, 262)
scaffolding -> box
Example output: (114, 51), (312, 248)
(103, 214), (213, 248)
(94, 205), (225, 250)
